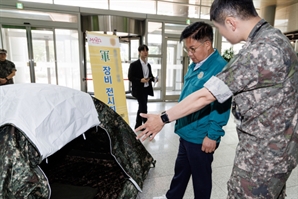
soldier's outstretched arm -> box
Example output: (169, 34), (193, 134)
(136, 88), (216, 141)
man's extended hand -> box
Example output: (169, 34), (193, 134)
(201, 137), (216, 153)
(135, 113), (165, 141)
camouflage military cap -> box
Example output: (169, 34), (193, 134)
(0, 49), (7, 54)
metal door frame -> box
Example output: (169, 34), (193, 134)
(1, 24), (57, 84)
(162, 36), (188, 101)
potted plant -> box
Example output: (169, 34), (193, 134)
(222, 47), (234, 62)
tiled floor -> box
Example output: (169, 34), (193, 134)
(126, 99), (298, 199)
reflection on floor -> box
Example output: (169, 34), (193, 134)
(126, 99), (298, 199)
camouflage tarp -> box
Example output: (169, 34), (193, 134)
(0, 84), (155, 199)
(92, 96), (156, 197)
(40, 97), (156, 199)
(0, 125), (49, 199)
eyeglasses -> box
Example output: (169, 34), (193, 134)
(183, 41), (205, 54)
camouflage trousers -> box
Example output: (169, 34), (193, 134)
(226, 166), (291, 199)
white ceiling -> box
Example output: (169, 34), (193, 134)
(195, 0), (298, 9)
(253, 0), (298, 10)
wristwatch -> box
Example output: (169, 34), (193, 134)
(5, 77), (9, 81)
(160, 111), (170, 124)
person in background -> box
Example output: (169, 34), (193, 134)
(153, 21), (231, 199)
(0, 49), (17, 86)
(136, 0), (298, 198)
(128, 44), (157, 130)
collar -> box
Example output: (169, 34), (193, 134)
(140, 59), (147, 65)
(193, 49), (216, 71)
(247, 19), (268, 43)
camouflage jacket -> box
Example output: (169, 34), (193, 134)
(0, 60), (16, 85)
(206, 19), (298, 176)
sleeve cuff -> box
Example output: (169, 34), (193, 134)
(204, 76), (233, 103)
(207, 134), (220, 142)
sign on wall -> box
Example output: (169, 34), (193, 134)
(87, 31), (129, 124)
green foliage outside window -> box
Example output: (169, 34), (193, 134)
(222, 47), (234, 62)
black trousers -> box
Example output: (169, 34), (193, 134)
(135, 87), (150, 129)
(166, 138), (218, 199)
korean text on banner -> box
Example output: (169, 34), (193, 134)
(87, 31), (129, 124)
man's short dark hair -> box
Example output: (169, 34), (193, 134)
(180, 22), (213, 43)
(210, 0), (258, 24)
(138, 45), (149, 52)
(0, 49), (7, 54)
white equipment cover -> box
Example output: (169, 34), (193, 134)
(0, 83), (100, 160)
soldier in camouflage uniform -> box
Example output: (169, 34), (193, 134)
(136, 0), (298, 198)
(0, 49), (17, 85)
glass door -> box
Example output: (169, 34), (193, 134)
(119, 36), (141, 94)
(164, 37), (187, 101)
(1, 26), (80, 90)
(1, 26), (29, 83)
(1, 26), (56, 84)
(32, 29), (56, 84)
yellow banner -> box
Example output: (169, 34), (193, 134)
(87, 31), (129, 124)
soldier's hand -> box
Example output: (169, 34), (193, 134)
(0, 78), (6, 84)
(135, 113), (165, 141)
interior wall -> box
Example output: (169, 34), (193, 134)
(275, 3), (298, 33)
(261, 5), (276, 26)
